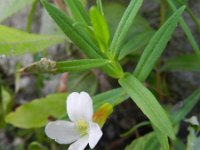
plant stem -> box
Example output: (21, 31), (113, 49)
(26, 0), (39, 32)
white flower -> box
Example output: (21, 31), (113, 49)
(45, 92), (103, 150)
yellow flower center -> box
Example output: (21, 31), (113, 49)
(75, 120), (88, 136)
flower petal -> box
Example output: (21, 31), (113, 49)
(67, 92), (93, 122)
(88, 122), (103, 148)
(45, 120), (80, 144)
(68, 135), (89, 150)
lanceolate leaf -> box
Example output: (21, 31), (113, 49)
(167, 0), (200, 54)
(110, 0), (144, 58)
(133, 6), (185, 82)
(153, 125), (170, 150)
(161, 54), (200, 72)
(41, 0), (102, 58)
(119, 31), (154, 60)
(93, 88), (127, 110)
(56, 59), (109, 72)
(119, 73), (175, 139)
(64, 0), (90, 25)
(89, 6), (110, 51)
(125, 132), (159, 150)
(171, 88), (200, 125)
(0, 25), (64, 56)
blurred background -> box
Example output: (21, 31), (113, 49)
(0, 0), (200, 149)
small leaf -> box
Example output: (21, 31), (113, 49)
(119, 31), (154, 60)
(5, 93), (66, 128)
(161, 54), (200, 72)
(110, 0), (144, 58)
(133, 6), (185, 82)
(67, 71), (98, 95)
(0, 25), (64, 56)
(153, 125), (170, 150)
(89, 6), (110, 51)
(28, 142), (48, 150)
(96, 0), (104, 16)
(64, 0), (90, 25)
(119, 73), (175, 139)
(171, 88), (200, 125)
(93, 88), (127, 110)
(167, 0), (200, 54)
(125, 132), (159, 150)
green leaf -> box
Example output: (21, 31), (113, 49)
(110, 0), (144, 58)
(2, 88), (12, 114)
(28, 142), (48, 150)
(171, 88), (200, 125)
(125, 132), (159, 150)
(64, 0), (90, 25)
(167, 0), (200, 54)
(96, 0), (104, 16)
(119, 73), (175, 139)
(57, 59), (109, 72)
(0, 0), (34, 22)
(93, 88), (127, 110)
(5, 93), (66, 128)
(161, 54), (200, 72)
(119, 31), (154, 60)
(89, 6), (110, 51)
(0, 25), (64, 56)
(67, 71), (98, 95)
(153, 125), (170, 150)
(41, 0), (102, 58)
(133, 6), (185, 81)
(121, 121), (150, 137)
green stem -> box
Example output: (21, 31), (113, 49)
(160, 0), (167, 25)
(26, 0), (39, 32)
(0, 77), (2, 111)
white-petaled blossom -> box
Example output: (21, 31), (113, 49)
(45, 92), (103, 150)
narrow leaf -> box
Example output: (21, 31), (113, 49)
(0, 25), (64, 56)
(89, 6), (110, 51)
(133, 6), (185, 81)
(119, 31), (154, 60)
(64, 0), (90, 25)
(57, 59), (109, 72)
(119, 73), (175, 139)
(110, 0), (144, 58)
(125, 132), (159, 150)
(153, 125), (170, 150)
(167, 0), (200, 54)
(96, 0), (104, 16)
(161, 54), (200, 72)
(93, 88), (127, 110)
(41, 0), (102, 58)
(171, 88), (200, 125)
